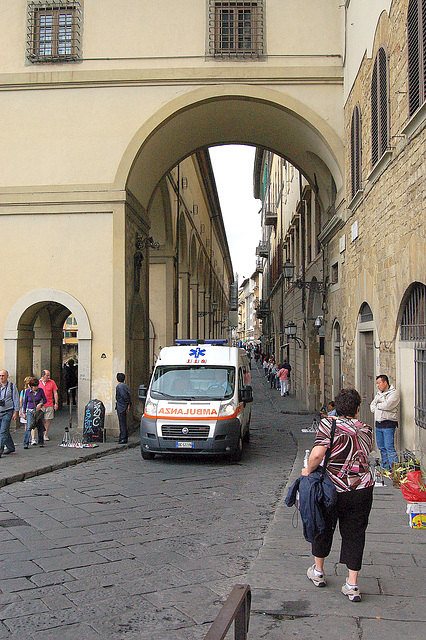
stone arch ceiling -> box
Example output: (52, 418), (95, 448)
(123, 90), (344, 214)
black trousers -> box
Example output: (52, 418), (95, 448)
(117, 409), (128, 442)
(312, 485), (374, 572)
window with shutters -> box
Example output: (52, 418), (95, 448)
(407, 0), (426, 116)
(208, 1), (265, 58)
(371, 47), (389, 166)
(27, 2), (82, 63)
(350, 105), (362, 199)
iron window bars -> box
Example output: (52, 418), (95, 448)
(401, 283), (426, 429)
(208, 1), (265, 58)
(27, 1), (82, 63)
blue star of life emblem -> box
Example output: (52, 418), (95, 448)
(189, 348), (206, 358)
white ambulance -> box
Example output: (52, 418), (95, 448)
(139, 340), (253, 462)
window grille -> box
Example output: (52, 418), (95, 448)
(407, 0), (426, 116)
(401, 283), (426, 429)
(208, 1), (265, 58)
(401, 282), (426, 341)
(27, 1), (82, 63)
(350, 105), (362, 198)
(371, 47), (389, 166)
(415, 346), (426, 429)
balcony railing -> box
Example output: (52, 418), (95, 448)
(255, 241), (269, 258)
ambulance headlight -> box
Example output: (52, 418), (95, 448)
(219, 400), (236, 417)
(144, 400), (158, 417)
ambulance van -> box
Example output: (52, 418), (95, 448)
(139, 340), (253, 462)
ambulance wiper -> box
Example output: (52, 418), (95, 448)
(152, 391), (175, 399)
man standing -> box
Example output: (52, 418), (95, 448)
(115, 373), (131, 444)
(0, 370), (20, 456)
(370, 374), (400, 470)
(38, 370), (58, 441)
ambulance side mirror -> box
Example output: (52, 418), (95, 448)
(138, 385), (148, 401)
(240, 385), (253, 403)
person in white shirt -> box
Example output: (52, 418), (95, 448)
(370, 374), (400, 470)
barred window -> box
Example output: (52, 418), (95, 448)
(27, 2), (82, 63)
(401, 282), (426, 341)
(350, 105), (362, 198)
(401, 283), (426, 430)
(208, 1), (265, 58)
(371, 47), (389, 166)
(407, 0), (426, 116)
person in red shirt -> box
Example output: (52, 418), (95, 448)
(38, 370), (58, 441)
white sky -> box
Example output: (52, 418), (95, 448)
(209, 145), (262, 285)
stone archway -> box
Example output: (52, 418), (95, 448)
(119, 86), (344, 216)
(4, 290), (91, 428)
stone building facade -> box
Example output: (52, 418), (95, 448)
(325, 0), (426, 461)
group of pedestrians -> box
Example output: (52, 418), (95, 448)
(260, 355), (291, 396)
(0, 369), (58, 457)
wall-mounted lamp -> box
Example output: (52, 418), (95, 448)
(284, 322), (306, 348)
(283, 260), (326, 293)
(314, 315), (323, 328)
(101, 353), (107, 359)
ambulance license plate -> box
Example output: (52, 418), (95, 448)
(176, 441), (194, 449)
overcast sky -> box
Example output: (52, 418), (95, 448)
(209, 145), (262, 285)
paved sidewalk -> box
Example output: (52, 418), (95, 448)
(0, 408), (139, 488)
(245, 368), (426, 640)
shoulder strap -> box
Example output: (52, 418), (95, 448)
(321, 417), (337, 479)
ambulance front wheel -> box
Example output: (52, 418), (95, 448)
(142, 450), (155, 460)
(230, 433), (243, 463)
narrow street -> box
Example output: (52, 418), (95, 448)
(0, 364), (299, 639)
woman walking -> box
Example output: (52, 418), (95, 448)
(302, 388), (374, 602)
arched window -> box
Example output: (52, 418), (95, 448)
(401, 282), (426, 340)
(371, 47), (389, 166)
(350, 105), (362, 198)
(407, 0), (426, 116)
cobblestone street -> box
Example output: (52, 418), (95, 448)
(0, 364), (298, 639)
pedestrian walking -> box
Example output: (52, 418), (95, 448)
(115, 373), (132, 444)
(0, 370), (19, 457)
(370, 374), (400, 471)
(302, 388), (374, 602)
(38, 370), (58, 441)
(277, 364), (290, 396)
(22, 378), (47, 448)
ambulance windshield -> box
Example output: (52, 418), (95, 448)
(151, 366), (235, 400)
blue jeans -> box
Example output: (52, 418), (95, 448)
(23, 409), (34, 446)
(0, 410), (15, 453)
(375, 421), (398, 470)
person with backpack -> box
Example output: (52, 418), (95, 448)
(0, 370), (20, 456)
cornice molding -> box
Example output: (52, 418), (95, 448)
(0, 65), (344, 91)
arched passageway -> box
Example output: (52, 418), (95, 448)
(4, 290), (91, 425)
(121, 88), (344, 216)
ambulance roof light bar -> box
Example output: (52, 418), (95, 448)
(174, 339), (228, 346)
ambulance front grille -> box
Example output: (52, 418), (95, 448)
(161, 425), (210, 440)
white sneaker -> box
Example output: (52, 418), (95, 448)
(341, 582), (362, 602)
(44, 435), (49, 441)
(31, 438), (37, 445)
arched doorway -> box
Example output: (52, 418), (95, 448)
(357, 302), (375, 425)
(4, 290), (91, 428)
(332, 320), (342, 398)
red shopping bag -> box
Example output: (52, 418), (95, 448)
(401, 470), (426, 502)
